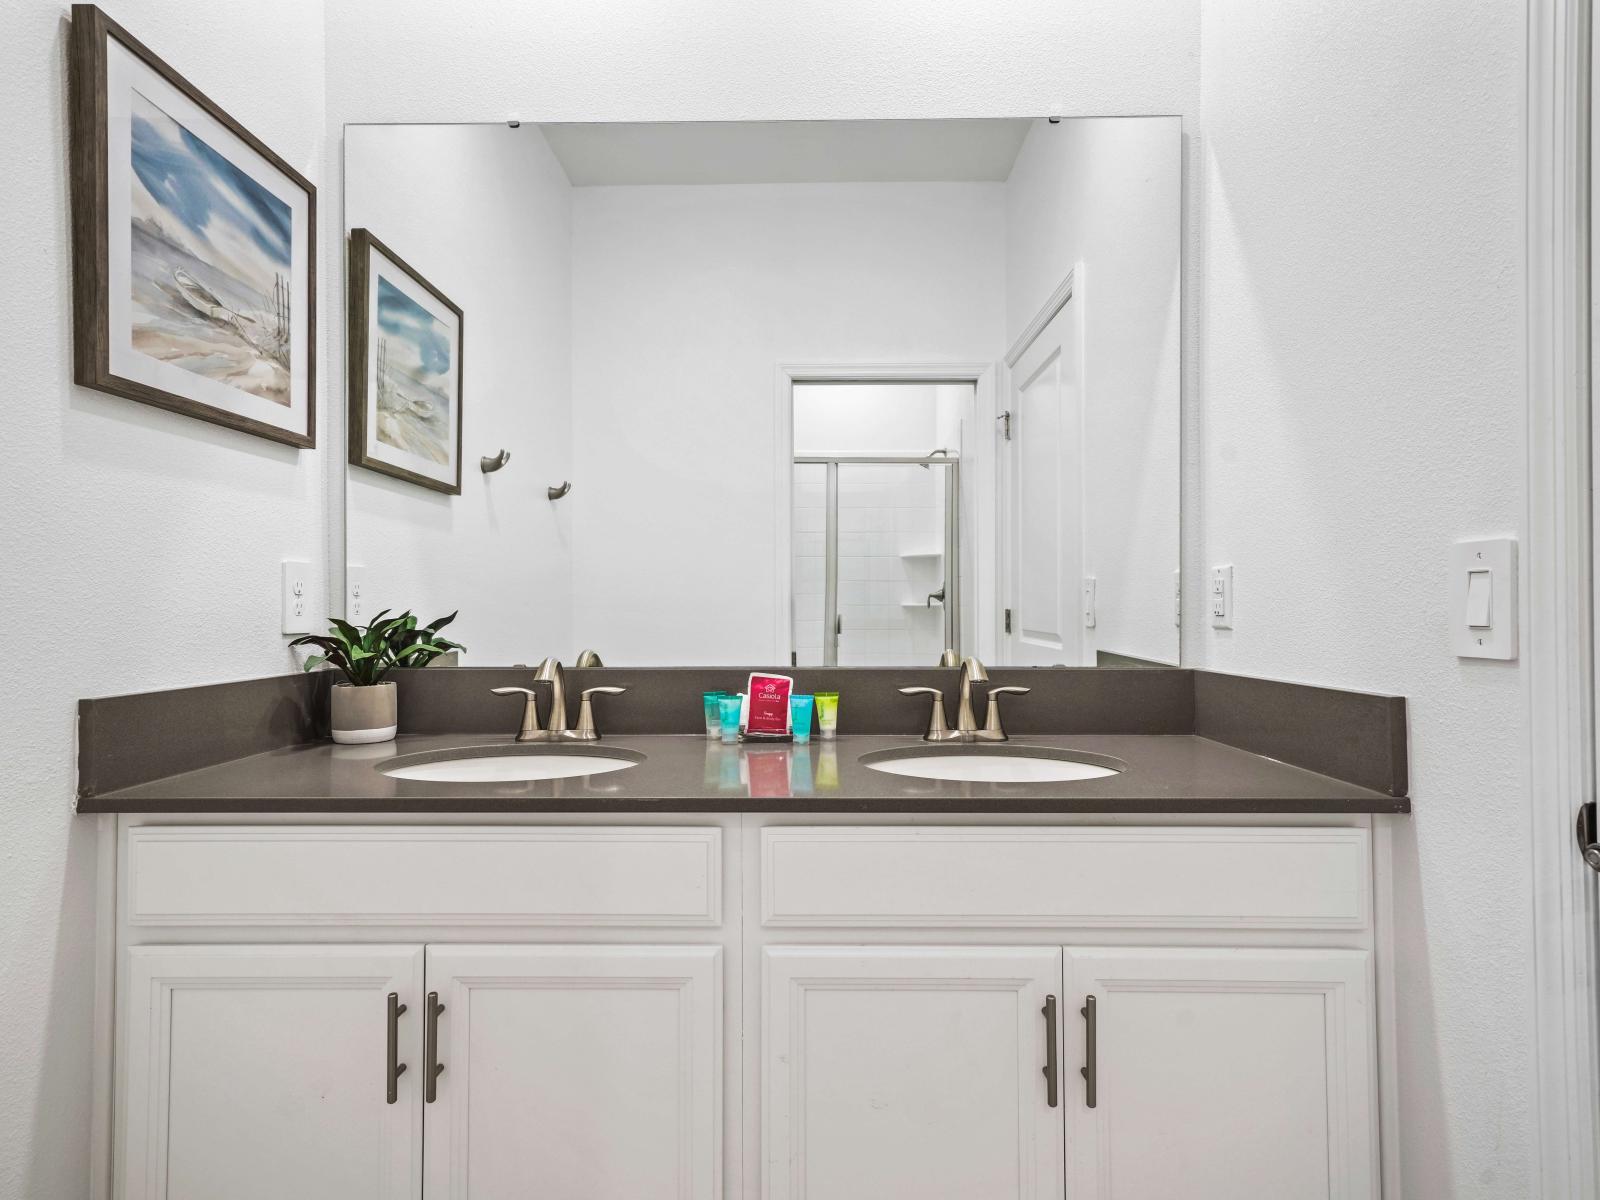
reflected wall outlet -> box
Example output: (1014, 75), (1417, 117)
(348, 565), (369, 622)
(1209, 565), (1234, 629)
(280, 560), (312, 635)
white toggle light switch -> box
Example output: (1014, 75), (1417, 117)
(1451, 538), (1516, 659)
(1465, 570), (1492, 628)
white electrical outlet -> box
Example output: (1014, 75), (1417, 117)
(1209, 565), (1234, 629)
(347, 564), (369, 622)
(281, 560), (313, 635)
(1174, 569), (1182, 627)
(1082, 577), (1097, 628)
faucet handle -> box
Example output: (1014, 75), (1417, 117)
(490, 686), (542, 742)
(899, 686), (953, 741)
(980, 685), (1031, 741)
(574, 686), (627, 741)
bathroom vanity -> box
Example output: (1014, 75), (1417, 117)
(80, 667), (1407, 1200)
(69, 102), (1405, 1200)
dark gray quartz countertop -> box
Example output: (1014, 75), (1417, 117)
(78, 732), (1410, 815)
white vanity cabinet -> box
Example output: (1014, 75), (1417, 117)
(1062, 947), (1375, 1200)
(763, 946), (1065, 1200)
(103, 816), (1386, 1200)
(423, 944), (721, 1200)
(119, 944), (424, 1200)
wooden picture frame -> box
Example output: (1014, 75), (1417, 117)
(346, 228), (465, 495)
(67, 4), (317, 448)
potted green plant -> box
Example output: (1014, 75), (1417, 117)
(291, 610), (463, 744)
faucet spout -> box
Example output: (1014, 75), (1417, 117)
(534, 656), (569, 733)
(956, 656), (989, 740)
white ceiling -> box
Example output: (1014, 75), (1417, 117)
(538, 119), (1037, 186)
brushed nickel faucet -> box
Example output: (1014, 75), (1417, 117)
(490, 658), (626, 741)
(534, 656), (570, 735)
(900, 657), (1030, 743)
(955, 656), (989, 738)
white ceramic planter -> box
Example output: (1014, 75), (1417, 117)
(330, 681), (398, 745)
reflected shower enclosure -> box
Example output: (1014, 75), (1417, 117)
(790, 382), (970, 667)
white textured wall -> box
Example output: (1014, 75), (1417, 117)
(1005, 116), (1182, 665)
(0, 2), (328, 1195)
(568, 183), (1005, 663)
(344, 124), (573, 664)
(1196, 2), (1529, 1196)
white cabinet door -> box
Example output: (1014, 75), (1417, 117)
(423, 944), (721, 1200)
(1064, 947), (1377, 1200)
(763, 946), (1064, 1200)
(120, 944), (423, 1200)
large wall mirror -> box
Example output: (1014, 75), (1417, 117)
(343, 117), (1181, 667)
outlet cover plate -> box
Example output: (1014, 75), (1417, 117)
(281, 560), (312, 635)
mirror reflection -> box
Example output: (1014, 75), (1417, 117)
(343, 117), (1180, 666)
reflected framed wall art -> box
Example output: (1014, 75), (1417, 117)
(346, 228), (464, 495)
(68, 4), (316, 448)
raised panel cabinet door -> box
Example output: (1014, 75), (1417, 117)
(763, 946), (1065, 1200)
(422, 944), (722, 1200)
(119, 944), (425, 1200)
(1064, 947), (1377, 1200)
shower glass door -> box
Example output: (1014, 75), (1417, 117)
(791, 456), (960, 667)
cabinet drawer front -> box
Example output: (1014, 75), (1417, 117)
(762, 826), (1368, 929)
(127, 826), (721, 926)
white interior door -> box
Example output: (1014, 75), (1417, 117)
(763, 945), (1064, 1200)
(1004, 300), (1084, 665)
(1063, 947), (1377, 1200)
(423, 944), (722, 1200)
(119, 944), (424, 1200)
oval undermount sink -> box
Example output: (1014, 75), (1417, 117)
(860, 745), (1124, 784)
(381, 745), (644, 783)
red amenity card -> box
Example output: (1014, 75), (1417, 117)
(743, 673), (793, 736)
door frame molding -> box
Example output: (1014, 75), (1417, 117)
(1005, 269), (1075, 368)
(1528, 0), (1600, 1193)
(773, 362), (998, 662)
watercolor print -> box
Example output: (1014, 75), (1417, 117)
(128, 89), (294, 404)
(347, 228), (462, 493)
(70, 6), (315, 446)
(372, 273), (452, 464)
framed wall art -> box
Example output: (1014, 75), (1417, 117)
(346, 228), (464, 495)
(68, 4), (316, 447)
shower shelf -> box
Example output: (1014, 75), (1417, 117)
(899, 548), (943, 559)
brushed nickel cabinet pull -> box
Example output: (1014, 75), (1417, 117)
(1042, 994), (1059, 1107)
(1080, 994), (1098, 1109)
(425, 991), (445, 1103)
(386, 992), (407, 1104)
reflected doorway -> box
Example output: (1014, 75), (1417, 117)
(789, 382), (974, 667)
